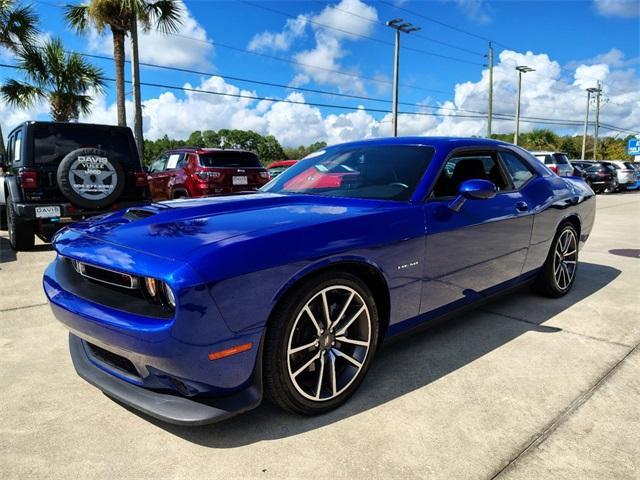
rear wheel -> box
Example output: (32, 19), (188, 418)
(6, 197), (35, 251)
(264, 273), (379, 415)
(0, 204), (7, 230)
(533, 223), (578, 297)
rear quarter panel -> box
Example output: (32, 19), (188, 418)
(523, 175), (595, 273)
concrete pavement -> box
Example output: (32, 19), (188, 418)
(0, 193), (638, 479)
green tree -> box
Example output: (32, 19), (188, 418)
(0, 0), (39, 155)
(1, 37), (105, 121)
(65, 0), (183, 127)
(257, 135), (285, 163)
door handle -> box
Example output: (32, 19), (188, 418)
(516, 201), (529, 212)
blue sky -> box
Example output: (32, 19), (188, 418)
(1, 0), (639, 146)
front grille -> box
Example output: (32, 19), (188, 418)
(87, 342), (139, 378)
(71, 259), (138, 289)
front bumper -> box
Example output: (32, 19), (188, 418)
(69, 333), (262, 425)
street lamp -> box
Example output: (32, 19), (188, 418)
(581, 87), (601, 160)
(386, 18), (420, 137)
(513, 65), (535, 145)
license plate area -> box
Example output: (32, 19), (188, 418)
(35, 206), (61, 218)
(232, 175), (248, 186)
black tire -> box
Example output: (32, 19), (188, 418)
(6, 197), (35, 251)
(264, 272), (380, 415)
(57, 148), (125, 209)
(532, 222), (579, 298)
(0, 204), (7, 230)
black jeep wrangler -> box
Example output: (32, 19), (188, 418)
(1, 121), (149, 251)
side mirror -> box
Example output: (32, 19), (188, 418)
(449, 179), (497, 212)
(0, 154), (6, 173)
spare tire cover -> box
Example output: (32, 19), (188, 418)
(56, 148), (125, 209)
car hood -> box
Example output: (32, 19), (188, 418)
(59, 193), (403, 262)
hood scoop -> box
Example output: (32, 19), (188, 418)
(123, 207), (157, 221)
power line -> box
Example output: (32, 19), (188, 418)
(2, 63), (637, 134)
(311, 0), (485, 57)
(32, 0), (453, 96)
(2, 35), (636, 131)
(241, 0), (484, 66)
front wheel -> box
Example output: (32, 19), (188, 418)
(264, 273), (379, 415)
(533, 223), (579, 297)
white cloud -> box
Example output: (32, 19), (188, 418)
(248, 0), (379, 95)
(248, 15), (307, 52)
(88, 1), (213, 68)
(593, 0), (640, 17)
(569, 48), (640, 69)
(4, 47), (638, 148)
(447, 0), (491, 24)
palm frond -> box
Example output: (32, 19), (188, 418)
(64, 3), (91, 33)
(0, 78), (44, 108)
(0, 1), (39, 50)
(145, 0), (182, 34)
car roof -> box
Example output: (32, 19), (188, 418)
(529, 151), (566, 155)
(268, 160), (297, 167)
(19, 120), (132, 132)
(167, 147), (254, 155)
(325, 136), (513, 150)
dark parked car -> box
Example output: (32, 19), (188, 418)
(0, 121), (149, 250)
(582, 162), (618, 193)
(147, 147), (270, 201)
(44, 137), (595, 425)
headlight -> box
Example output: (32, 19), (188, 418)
(143, 276), (175, 311)
(162, 283), (176, 309)
(144, 277), (158, 298)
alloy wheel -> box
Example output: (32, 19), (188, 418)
(286, 285), (372, 402)
(553, 228), (577, 291)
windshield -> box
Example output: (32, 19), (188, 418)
(553, 153), (570, 165)
(33, 123), (137, 166)
(261, 145), (434, 201)
(198, 151), (261, 168)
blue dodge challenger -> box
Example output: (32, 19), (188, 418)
(44, 137), (595, 425)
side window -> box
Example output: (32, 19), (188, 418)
(175, 155), (187, 169)
(165, 153), (182, 170)
(5, 135), (14, 167)
(500, 151), (535, 189)
(149, 154), (168, 173)
(431, 151), (509, 198)
(12, 129), (23, 165)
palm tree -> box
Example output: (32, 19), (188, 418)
(0, 0), (39, 155)
(64, 0), (182, 130)
(1, 37), (105, 121)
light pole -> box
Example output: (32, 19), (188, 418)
(513, 65), (535, 145)
(581, 87), (600, 160)
(593, 81), (602, 160)
(386, 18), (420, 137)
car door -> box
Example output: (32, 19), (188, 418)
(420, 148), (534, 315)
(147, 154), (169, 201)
(162, 152), (184, 199)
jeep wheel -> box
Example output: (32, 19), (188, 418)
(57, 148), (125, 209)
(6, 198), (35, 251)
(0, 205), (7, 230)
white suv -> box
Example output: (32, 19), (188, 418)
(530, 151), (574, 177)
(602, 160), (637, 190)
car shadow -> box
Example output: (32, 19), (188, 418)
(1, 236), (54, 266)
(0, 236), (17, 264)
(116, 261), (620, 448)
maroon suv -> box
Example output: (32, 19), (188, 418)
(147, 148), (270, 201)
